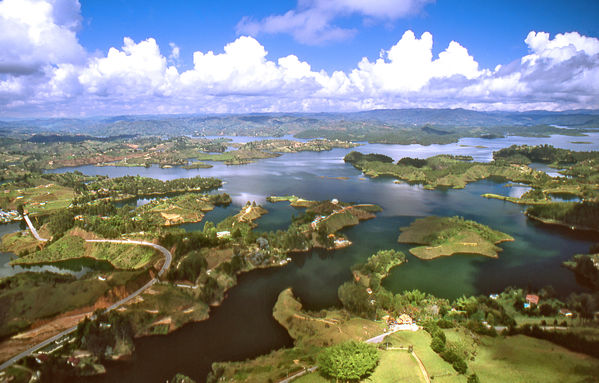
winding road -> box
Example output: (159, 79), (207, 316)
(0, 224), (172, 372)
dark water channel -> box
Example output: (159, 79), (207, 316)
(40, 134), (599, 382)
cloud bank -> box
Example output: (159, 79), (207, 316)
(1, 0), (598, 116)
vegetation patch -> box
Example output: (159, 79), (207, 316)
(121, 283), (210, 335)
(526, 201), (599, 231)
(352, 249), (407, 288)
(267, 195), (317, 208)
(563, 253), (599, 290)
(11, 232), (158, 269)
(398, 216), (514, 259)
(137, 193), (231, 226)
(0, 269), (148, 339)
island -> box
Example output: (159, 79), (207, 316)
(196, 138), (359, 165)
(397, 216), (514, 259)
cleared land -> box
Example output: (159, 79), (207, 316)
(398, 216), (514, 259)
(11, 232), (158, 269)
(0, 184), (74, 215)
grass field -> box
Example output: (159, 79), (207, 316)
(442, 328), (599, 383)
(470, 334), (599, 382)
(398, 216), (514, 259)
(367, 350), (427, 383)
(388, 331), (465, 383)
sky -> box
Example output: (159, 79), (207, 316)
(0, 0), (598, 117)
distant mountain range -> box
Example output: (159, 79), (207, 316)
(1, 108), (598, 137)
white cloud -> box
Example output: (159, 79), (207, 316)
(0, 0), (84, 75)
(237, 0), (433, 45)
(0, 0), (597, 117)
(78, 37), (178, 97)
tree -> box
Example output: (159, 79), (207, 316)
(317, 341), (379, 381)
(338, 282), (375, 319)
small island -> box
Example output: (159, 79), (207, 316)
(266, 195), (316, 207)
(398, 216), (514, 259)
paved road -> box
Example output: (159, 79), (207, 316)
(23, 215), (48, 242)
(0, 239), (172, 371)
(85, 239), (172, 277)
(365, 328), (400, 344)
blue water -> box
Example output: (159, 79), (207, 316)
(35, 133), (599, 382)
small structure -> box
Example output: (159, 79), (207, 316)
(559, 308), (573, 317)
(386, 314), (418, 332)
(331, 198), (339, 205)
(216, 230), (231, 239)
(35, 353), (49, 364)
(489, 294), (499, 300)
(366, 288), (373, 295)
(310, 215), (325, 229)
(398, 314), (413, 325)
(525, 294), (540, 307)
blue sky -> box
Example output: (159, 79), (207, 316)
(1, 0), (598, 116)
(78, 0), (599, 72)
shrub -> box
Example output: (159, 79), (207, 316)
(430, 336), (445, 353)
(317, 341), (379, 381)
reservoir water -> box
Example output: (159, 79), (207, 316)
(40, 133), (599, 382)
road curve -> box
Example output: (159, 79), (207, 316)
(23, 215), (48, 242)
(0, 239), (172, 371)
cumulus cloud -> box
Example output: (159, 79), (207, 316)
(237, 0), (433, 45)
(0, 0), (84, 75)
(78, 37), (179, 97)
(0, 0), (598, 116)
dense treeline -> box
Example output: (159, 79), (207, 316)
(494, 144), (599, 165)
(88, 175), (222, 198)
(526, 201), (599, 230)
(166, 250), (207, 282)
(46, 201), (156, 238)
(344, 151), (394, 164)
(563, 253), (599, 290)
(424, 321), (469, 374)
(74, 310), (134, 358)
(160, 231), (221, 257)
